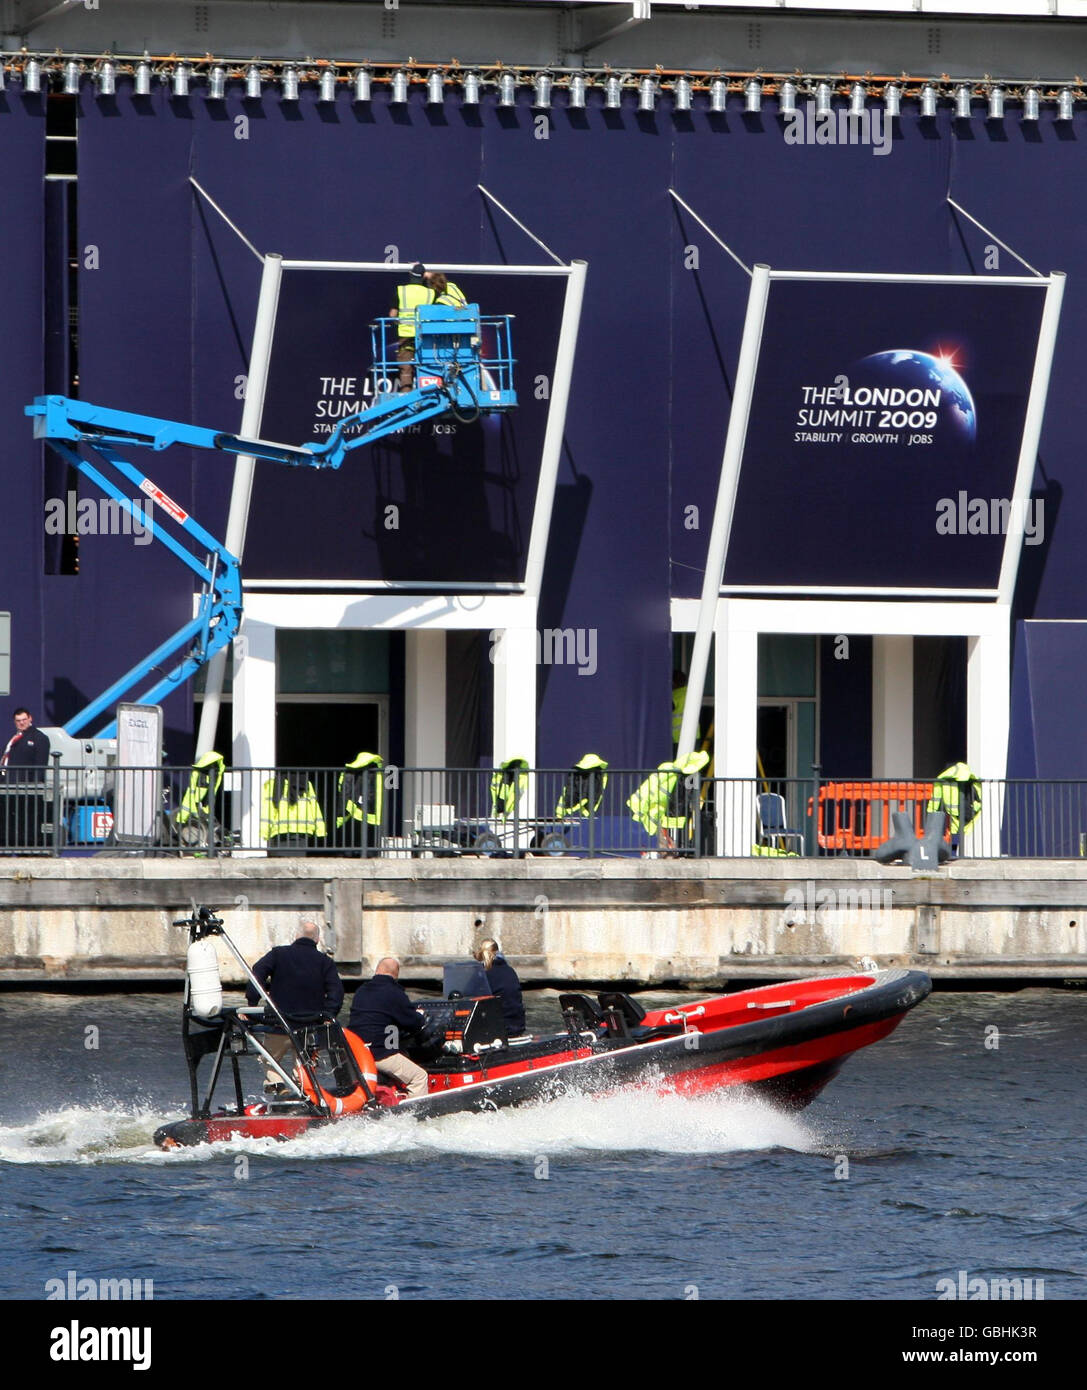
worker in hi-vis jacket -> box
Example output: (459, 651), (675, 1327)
(390, 262), (435, 391)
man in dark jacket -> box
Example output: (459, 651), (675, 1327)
(246, 920), (344, 1090)
(1, 708), (51, 848)
(348, 956), (429, 1098)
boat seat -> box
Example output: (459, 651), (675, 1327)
(558, 993), (604, 1032)
(595, 991), (646, 1038)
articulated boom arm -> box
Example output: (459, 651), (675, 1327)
(26, 303), (517, 737)
(29, 424), (244, 739)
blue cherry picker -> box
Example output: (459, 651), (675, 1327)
(27, 304), (515, 839)
(29, 303), (515, 739)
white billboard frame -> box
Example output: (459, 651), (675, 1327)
(677, 265), (1065, 770)
(244, 257), (586, 598)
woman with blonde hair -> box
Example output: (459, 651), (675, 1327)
(427, 270), (468, 309)
(474, 937), (526, 1037)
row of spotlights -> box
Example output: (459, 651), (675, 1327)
(8, 60), (1084, 121)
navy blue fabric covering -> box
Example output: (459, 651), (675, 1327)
(2, 94), (45, 716)
(5, 87), (1084, 769)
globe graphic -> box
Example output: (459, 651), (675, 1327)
(854, 350), (977, 442)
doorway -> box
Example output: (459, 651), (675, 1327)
(275, 697), (387, 768)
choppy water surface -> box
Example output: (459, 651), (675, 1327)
(1, 987), (1084, 1300)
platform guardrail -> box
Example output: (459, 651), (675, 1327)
(2, 764), (1086, 860)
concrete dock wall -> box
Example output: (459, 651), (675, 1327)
(1, 858), (1085, 987)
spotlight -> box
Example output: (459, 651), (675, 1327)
(64, 60), (81, 95)
(353, 68), (372, 103)
(208, 65), (226, 101)
(638, 77), (656, 113)
(135, 58), (151, 97)
(1057, 87), (1075, 121)
(955, 84), (971, 119)
(815, 81), (832, 117)
(24, 58), (42, 94)
(883, 83), (901, 117)
(0, 65), (4, 93)
(605, 74), (622, 109)
(778, 79), (797, 115)
(391, 70), (409, 104)
(709, 77), (727, 113)
(534, 72), (552, 109)
(462, 72), (479, 106)
(849, 82), (866, 117)
(426, 70), (444, 105)
(498, 72), (516, 107)
(318, 68), (336, 103)
(673, 75), (692, 112)
(987, 85), (1004, 119)
(744, 78), (761, 114)
(281, 66), (299, 102)
(1022, 86), (1039, 121)
(96, 61), (115, 97)
(569, 73), (587, 110)
(920, 83), (937, 118)
(172, 63), (190, 98)
(245, 64), (261, 99)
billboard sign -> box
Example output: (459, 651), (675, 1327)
(722, 274), (1054, 594)
(249, 264), (574, 589)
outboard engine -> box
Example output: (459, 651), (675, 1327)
(186, 936), (223, 1019)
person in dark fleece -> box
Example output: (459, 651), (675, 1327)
(0, 707), (51, 848)
(246, 920), (344, 1091)
(475, 937), (527, 1038)
(348, 957), (429, 1098)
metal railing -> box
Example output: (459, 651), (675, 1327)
(3, 764), (1087, 860)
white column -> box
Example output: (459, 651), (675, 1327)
(966, 615), (1010, 856)
(966, 617), (1010, 779)
(715, 605), (758, 855)
(232, 618), (276, 852)
(405, 630), (447, 824)
(492, 622), (538, 815)
(872, 636), (914, 778)
(405, 629), (447, 769)
(197, 253), (284, 758)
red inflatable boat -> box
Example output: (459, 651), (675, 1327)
(153, 907), (931, 1149)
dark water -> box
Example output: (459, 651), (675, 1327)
(1, 987), (1084, 1301)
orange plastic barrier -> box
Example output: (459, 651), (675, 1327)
(808, 780), (944, 852)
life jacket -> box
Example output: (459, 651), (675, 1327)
(174, 751), (225, 826)
(925, 762), (982, 834)
(261, 774), (327, 840)
(395, 282), (435, 338)
(555, 753), (609, 818)
(337, 752), (384, 828)
(490, 757), (529, 820)
(627, 751), (709, 836)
